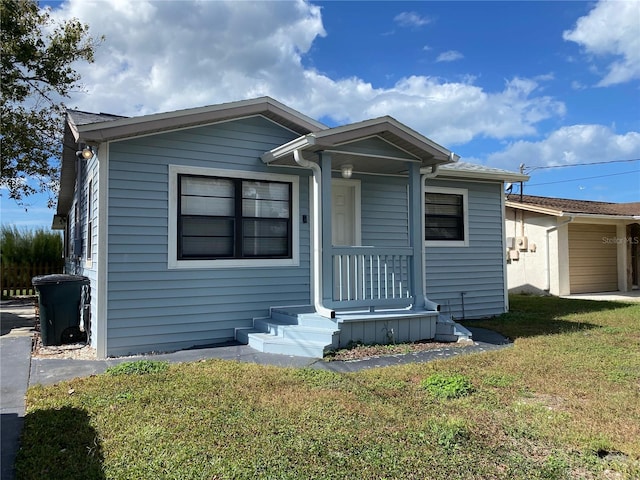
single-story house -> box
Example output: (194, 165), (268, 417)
(505, 194), (640, 296)
(53, 97), (527, 358)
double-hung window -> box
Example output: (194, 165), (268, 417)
(169, 166), (299, 268)
(424, 187), (468, 246)
(179, 175), (291, 259)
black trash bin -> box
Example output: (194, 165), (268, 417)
(32, 274), (89, 346)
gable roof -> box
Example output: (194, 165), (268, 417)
(506, 194), (640, 219)
(262, 115), (458, 171)
(68, 97), (325, 144)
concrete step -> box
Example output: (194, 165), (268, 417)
(254, 319), (339, 344)
(235, 327), (259, 344)
(270, 306), (339, 329)
(245, 332), (328, 358)
(435, 317), (473, 343)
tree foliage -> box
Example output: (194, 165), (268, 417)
(0, 224), (62, 264)
(1, 0), (102, 205)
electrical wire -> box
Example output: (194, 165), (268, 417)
(527, 169), (640, 186)
(524, 158), (639, 173)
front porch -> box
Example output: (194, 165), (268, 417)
(235, 305), (441, 358)
(234, 116), (474, 357)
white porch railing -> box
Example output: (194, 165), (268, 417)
(330, 246), (415, 310)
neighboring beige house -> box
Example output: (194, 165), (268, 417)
(505, 195), (640, 296)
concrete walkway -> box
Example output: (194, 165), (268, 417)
(1, 298), (511, 479)
(1, 299), (37, 480)
(561, 289), (640, 303)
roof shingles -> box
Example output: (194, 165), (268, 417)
(507, 194), (640, 217)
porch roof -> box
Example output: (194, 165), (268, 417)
(261, 116), (458, 175)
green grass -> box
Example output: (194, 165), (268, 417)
(104, 360), (169, 376)
(16, 295), (640, 479)
(421, 372), (474, 399)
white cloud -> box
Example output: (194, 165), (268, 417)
(563, 0), (640, 86)
(436, 50), (464, 63)
(49, 0), (565, 147)
(485, 124), (640, 171)
(52, 0), (327, 115)
(394, 11), (432, 28)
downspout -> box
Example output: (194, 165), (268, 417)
(545, 216), (574, 292)
(293, 149), (335, 319)
(419, 162), (443, 312)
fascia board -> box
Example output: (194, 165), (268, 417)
(312, 116), (455, 159)
(505, 201), (563, 216)
(567, 213), (640, 221)
(75, 97), (325, 143)
(437, 169), (529, 183)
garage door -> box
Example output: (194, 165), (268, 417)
(568, 224), (618, 294)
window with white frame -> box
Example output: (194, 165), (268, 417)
(424, 187), (469, 246)
(86, 179), (93, 262)
(169, 165), (299, 268)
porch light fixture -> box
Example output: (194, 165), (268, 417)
(77, 146), (94, 160)
(341, 164), (353, 179)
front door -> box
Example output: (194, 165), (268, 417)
(332, 181), (357, 246)
(332, 179), (360, 300)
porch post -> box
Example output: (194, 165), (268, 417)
(408, 162), (426, 310)
(319, 152), (334, 306)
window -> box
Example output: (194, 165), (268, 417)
(86, 179), (93, 262)
(178, 175), (291, 259)
(424, 187), (468, 246)
(169, 165), (299, 268)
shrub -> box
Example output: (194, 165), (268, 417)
(0, 225), (62, 264)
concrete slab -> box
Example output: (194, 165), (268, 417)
(314, 327), (512, 373)
(561, 290), (640, 303)
(29, 328), (513, 385)
(30, 343), (318, 386)
(1, 335), (33, 480)
(0, 299), (37, 336)
(1, 298), (37, 480)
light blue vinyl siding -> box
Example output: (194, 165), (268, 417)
(105, 116), (311, 356)
(361, 175), (409, 247)
(425, 179), (506, 320)
(65, 156), (100, 347)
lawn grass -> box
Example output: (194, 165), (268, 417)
(16, 295), (640, 479)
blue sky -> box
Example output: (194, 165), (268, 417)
(2, 0), (639, 229)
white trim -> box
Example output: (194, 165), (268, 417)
(100, 114), (306, 145)
(329, 134), (422, 161)
(76, 97), (325, 142)
(84, 172), (94, 269)
(96, 142), (109, 358)
(168, 165), (299, 269)
(324, 149), (422, 163)
(331, 178), (362, 246)
(438, 166), (528, 183)
(500, 186), (509, 312)
(424, 185), (470, 248)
